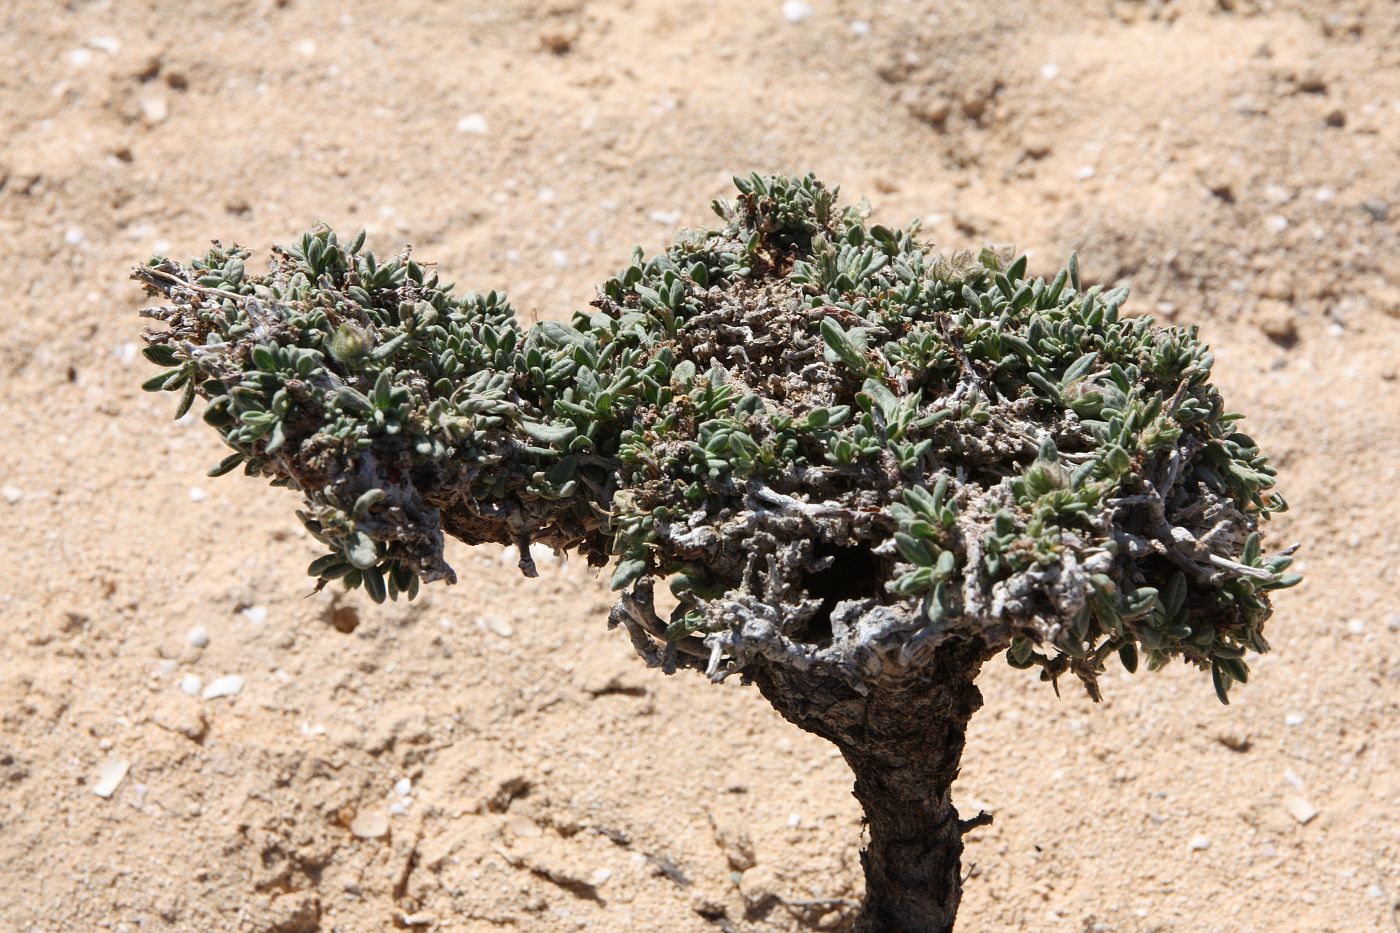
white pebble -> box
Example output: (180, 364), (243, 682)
(1265, 215), (1290, 233)
(787, 813), (802, 828)
(1283, 796), (1317, 824)
(1074, 165), (1096, 180)
(456, 113), (488, 135)
(201, 674), (244, 700)
(240, 605), (268, 625)
(1314, 187), (1335, 203)
(68, 48), (94, 68)
(1346, 618), (1365, 635)
(1283, 768), (1304, 789)
(294, 38), (317, 56)
(507, 815), (542, 838)
(2, 485), (22, 504)
(188, 487), (207, 502)
(1188, 834), (1211, 851)
(186, 626), (210, 648)
(476, 616), (514, 638)
(550, 249), (570, 268)
(351, 808), (389, 839)
(88, 36), (121, 55)
(65, 227), (85, 246)
(1388, 613), (1400, 632)
(139, 92), (169, 125)
(389, 800), (409, 816)
(850, 19), (870, 36)
(180, 673), (203, 696)
(1285, 712), (1306, 727)
(93, 758), (130, 798)
(537, 187), (557, 203)
(157, 659), (178, 676)
(590, 867), (612, 886)
(394, 778), (412, 797)
(782, 0), (813, 23)
(1040, 62), (1061, 80)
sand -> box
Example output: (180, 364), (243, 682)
(1, 1), (1397, 930)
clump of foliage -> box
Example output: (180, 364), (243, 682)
(136, 174), (1295, 932)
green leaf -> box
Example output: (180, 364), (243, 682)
(520, 420), (578, 445)
(610, 558), (648, 591)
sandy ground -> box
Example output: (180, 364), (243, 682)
(1, 1), (1398, 931)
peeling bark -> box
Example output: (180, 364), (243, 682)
(751, 641), (987, 933)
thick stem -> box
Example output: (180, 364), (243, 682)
(751, 643), (986, 933)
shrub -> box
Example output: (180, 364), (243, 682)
(136, 174), (1296, 932)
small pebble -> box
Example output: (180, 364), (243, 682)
(180, 674), (202, 696)
(351, 808), (389, 839)
(187, 626), (209, 648)
(139, 92), (168, 125)
(294, 38), (317, 57)
(88, 36), (121, 55)
(400, 914), (435, 928)
(394, 778), (413, 797)
(158, 658), (178, 676)
(508, 815), (542, 838)
(1345, 618), (1365, 635)
(456, 113), (488, 135)
(850, 19), (870, 36)
(1387, 613), (1400, 632)
(1283, 796), (1317, 824)
(1040, 62), (1060, 80)
(550, 249), (570, 268)
(1074, 165), (1096, 180)
(787, 813), (802, 828)
(201, 674), (244, 700)
(1285, 713), (1306, 727)
(65, 227), (85, 246)
(477, 616), (514, 638)
(93, 758), (130, 798)
(1284, 768), (1305, 790)
(241, 605), (268, 625)
(590, 867), (612, 886)
(2, 485), (22, 504)
(1188, 834), (1211, 851)
(188, 487), (207, 502)
(781, 0), (813, 24)
(1265, 215), (1290, 233)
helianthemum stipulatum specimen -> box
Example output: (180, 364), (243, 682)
(136, 174), (1296, 932)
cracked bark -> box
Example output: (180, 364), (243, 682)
(750, 641), (987, 933)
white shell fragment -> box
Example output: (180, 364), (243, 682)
(201, 674), (244, 700)
(93, 758), (130, 798)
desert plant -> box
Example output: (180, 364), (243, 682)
(134, 174), (1296, 932)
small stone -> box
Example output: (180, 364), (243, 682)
(477, 616), (514, 638)
(139, 92), (169, 125)
(240, 605), (268, 624)
(2, 485), (22, 504)
(456, 113), (488, 135)
(350, 808), (389, 839)
(782, 1), (813, 24)
(1188, 834), (1211, 851)
(1346, 618), (1365, 636)
(1285, 713), (1306, 727)
(850, 19), (870, 36)
(294, 38), (317, 57)
(1387, 613), (1400, 632)
(93, 758), (130, 798)
(188, 487), (207, 502)
(507, 815), (543, 838)
(550, 249), (570, 268)
(1253, 299), (1298, 346)
(1363, 199), (1390, 222)
(187, 626), (210, 648)
(400, 914), (435, 927)
(88, 36), (121, 55)
(1040, 62), (1060, 80)
(1074, 165), (1096, 180)
(1283, 796), (1317, 824)
(787, 813), (802, 828)
(1324, 108), (1345, 128)
(201, 674), (244, 700)
(590, 867), (612, 886)
(394, 778), (412, 797)
(1265, 215), (1290, 233)
(1283, 768), (1304, 789)
(180, 673), (202, 696)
